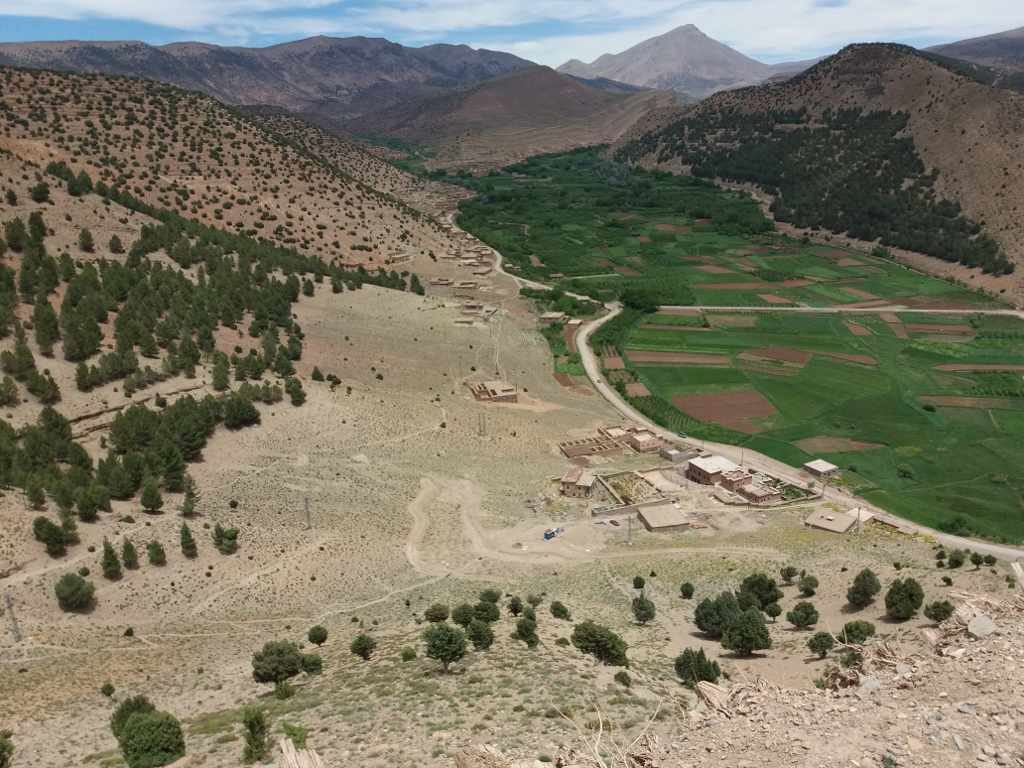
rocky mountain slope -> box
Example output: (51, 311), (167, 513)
(929, 26), (1024, 73)
(346, 66), (677, 172)
(617, 44), (1024, 291)
(558, 25), (777, 98)
(0, 66), (458, 265)
(0, 36), (532, 121)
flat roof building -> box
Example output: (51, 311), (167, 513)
(560, 467), (596, 498)
(804, 459), (839, 477)
(638, 502), (690, 532)
(468, 380), (518, 403)
(687, 455), (740, 485)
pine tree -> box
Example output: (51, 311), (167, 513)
(158, 442), (185, 493)
(0, 376), (18, 407)
(100, 538), (122, 580)
(140, 476), (164, 514)
(78, 228), (95, 253)
(180, 523), (198, 558)
(147, 540), (167, 566)
(32, 300), (60, 357)
(108, 235), (124, 254)
(122, 539), (139, 570)
(212, 353), (230, 391)
(179, 474), (199, 517)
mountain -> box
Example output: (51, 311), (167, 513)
(557, 25), (775, 98)
(928, 26), (1024, 72)
(617, 44), (1024, 290)
(0, 36), (533, 120)
(345, 66), (676, 171)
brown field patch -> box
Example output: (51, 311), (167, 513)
(759, 294), (792, 305)
(626, 382), (651, 397)
(905, 323), (974, 335)
(837, 257), (865, 267)
(844, 320), (872, 337)
(708, 314), (758, 328)
(680, 255), (710, 263)
(819, 351), (878, 366)
(637, 235), (651, 243)
(639, 324), (712, 332)
(602, 355), (625, 370)
(839, 299), (893, 309)
(695, 264), (735, 274)
(626, 350), (730, 366)
(842, 287), (878, 300)
(528, 254), (543, 267)
(672, 389), (777, 433)
(796, 435), (883, 453)
(780, 279), (814, 288)
(920, 395), (1024, 410)
(748, 346), (812, 365)
(614, 265), (641, 276)
(563, 324), (578, 354)
(934, 363), (1024, 372)
(702, 281), (769, 290)
(655, 223), (691, 233)
(553, 373), (574, 387)
(658, 307), (703, 316)
(815, 248), (851, 260)
(879, 313), (901, 323)
(921, 334), (974, 343)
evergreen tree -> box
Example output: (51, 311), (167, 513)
(0, 376), (18, 407)
(109, 235), (124, 254)
(147, 540), (167, 566)
(885, 578), (924, 621)
(121, 539), (139, 570)
(721, 608), (771, 656)
(422, 623), (466, 672)
(632, 595), (656, 625)
(31, 300), (59, 358)
(30, 182), (49, 203)
(180, 523), (198, 558)
(468, 618), (495, 650)
(211, 354), (230, 392)
(786, 601), (819, 629)
(674, 648), (721, 687)
(55, 572), (94, 611)
(285, 377), (306, 406)
(100, 538), (123, 580)
(179, 474), (199, 517)
(78, 228), (95, 253)
(350, 634), (376, 661)
(807, 632), (835, 658)
(846, 568), (882, 608)
(140, 476), (163, 514)
(241, 707), (268, 764)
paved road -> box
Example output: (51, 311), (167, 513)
(452, 214), (1024, 561)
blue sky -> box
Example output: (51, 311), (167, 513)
(0, 1), (1019, 65)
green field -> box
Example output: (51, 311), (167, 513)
(616, 310), (1024, 542)
(455, 148), (996, 310)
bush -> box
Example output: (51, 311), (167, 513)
(923, 600), (955, 624)
(252, 641), (304, 689)
(479, 588), (501, 604)
(970, 552), (984, 569)
(779, 566), (799, 584)
(885, 578), (924, 621)
(798, 574), (819, 597)
(241, 707), (268, 763)
(786, 601), (819, 629)
(808, 633), (834, 660)
(111, 696), (155, 740)
(350, 634), (376, 660)
(632, 595), (656, 625)
(550, 600), (571, 621)
(840, 620), (876, 645)
(0, 731), (12, 768)
(424, 603), (449, 623)
(674, 648), (721, 687)
(739, 573), (783, 609)
(451, 603), (475, 628)
(764, 602), (781, 622)
(507, 596), (524, 616)
(721, 608), (771, 656)
(468, 618), (495, 650)
(400, 646), (417, 662)
(119, 710), (185, 768)
(473, 600), (500, 624)
(307, 625), (328, 646)
(632, 576), (645, 590)
(101, 682), (116, 698)
(55, 572), (95, 612)
(423, 622), (466, 672)
(947, 550), (966, 569)
(679, 582), (694, 599)
(846, 568), (881, 608)
(571, 621), (628, 666)
(694, 592), (741, 638)
(515, 617), (539, 648)
(614, 670), (631, 687)
(301, 654), (322, 676)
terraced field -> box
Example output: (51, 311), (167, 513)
(614, 310), (1024, 542)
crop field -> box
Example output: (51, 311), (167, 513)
(455, 149), (995, 310)
(615, 310), (1024, 542)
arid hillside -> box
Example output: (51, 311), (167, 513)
(618, 44), (1024, 294)
(0, 66), (460, 267)
(348, 66), (677, 172)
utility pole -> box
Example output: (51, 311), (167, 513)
(304, 496), (311, 530)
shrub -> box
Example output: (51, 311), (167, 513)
(55, 572), (95, 612)
(400, 646), (417, 662)
(252, 641), (304, 690)
(694, 592), (741, 638)
(571, 621), (627, 666)
(942, 575), (953, 586)
(674, 648), (720, 687)
(840, 620), (876, 645)
(805, 631), (833, 659)
(527, 594), (543, 608)
(846, 568), (881, 608)
(679, 582), (694, 599)
(479, 588), (501, 604)
(451, 603), (475, 628)
(632, 576), (645, 590)
(424, 603), (449, 623)
(983, 554), (997, 566)
(550, 601), (571, 621)
(301, 654), (322, 676)
(280, 721), (308, 750)
(786, 601), (819, 629)
(764, 602), (782, 622)
(507, 596), (524, 616)
(111, 695), (156, 740)
(101, 682), (116, 698)
(307, 625), (328, 646)
(473, 601), (500, 624)
(241, 707), (268, 763)
(423, 622), (466, 672)
(119, 710), (185, 768)
(515, 617), (539, 647)
(739, 573), (783, 609)
(721, 608), (771, 656)
(0, 732), (10, 768)
(779, 566), (799, 584)
(946, 550), (966, 569)
(468, 619), (495, 650)
(350, 634), (376, 660)
(885, 578), (924, 621)
(614, 670), (631, 687)
(970, 552), (984, 569)
(798, 574), (819, 597)
(923, 600), (955, 624)
(632, 595), (656, 625)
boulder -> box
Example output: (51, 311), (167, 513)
(967, 614), (996, 640)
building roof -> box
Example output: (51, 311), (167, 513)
(804, 459), (839, 474)
(561, 467), (583, 484)
(483, 380), (516, 395)
(638, 502), (689, 529)
(689, 455), (740, 475)
(631, 432), (656, 443)
(804, 509), (857, 534)
(540, 311), (567, 320)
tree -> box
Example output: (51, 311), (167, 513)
(970, 552), (984, 569)
(101, 538), (123, 580)
(307, 625), (328, 646)
(780, 565), (799, 584)
(147, 541), (167, 566)
(27, 478), (47, 511)
(118, 710), (185, 768)
(33, 300), (60, 357)
(241, 707), (268, 764)
(479, 588), (501, 604)
(179, 474), (199, 517)
(473, 601), (500, 624)
(311, 366), (324, 382)
(180, 524), (197, 558)
(807, 632), (835, 658)
(674, 648), (721, 688)
(550, 601), (571, 621)
(140, 477), (163, 514)
(212, 355), (230, 392)
(924, 600), (955, 624)
(786, 601), (819, 629)
(0, 732), (11, 768)
(424, 603), (450, 623)
(109, 235), (124, 254)
(680, 582), (695, 599)
(721, 608), (771, 656)
(223, 393), (260, 429)
(0, 376), (18, 407)
(285, 377), (306, 406)
(885, 578), (924, 621)
(507, 596), (524, 616)
(350, 634), (376, 661)
(468, 618), (495, 650)
(740, 573), (783, 609)
(301, 654), (323, 676)
(840, 620), (876, 645)
(983, 554), (997, 567)
(212, 523), (239, 554)
(798, 574), (819, 597)
(764, 602), (782, 622)
(55, 572), (94, 611)
(571, 621), (628, 666)
(632, 595), (656, 625)
(947, 550), (966, 569)
(30, 182), (50, 203)
(694, 592), (741, 638)
(33, 516), (66, 557)
(252, 641), (304, 694)
(846, 568), (881, 608)
(632, 575), (645, 590)
(78, 228), (95, 253)
(122, 539), (139, 570)
(101, 682), (116, 698)
(111, 696), (156, 740)
(423, 622), (466, 672)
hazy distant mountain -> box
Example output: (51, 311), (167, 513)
(928, 26), (1024, 72)
(557, 24), (778, 97)
(0, 36), (533, 120)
